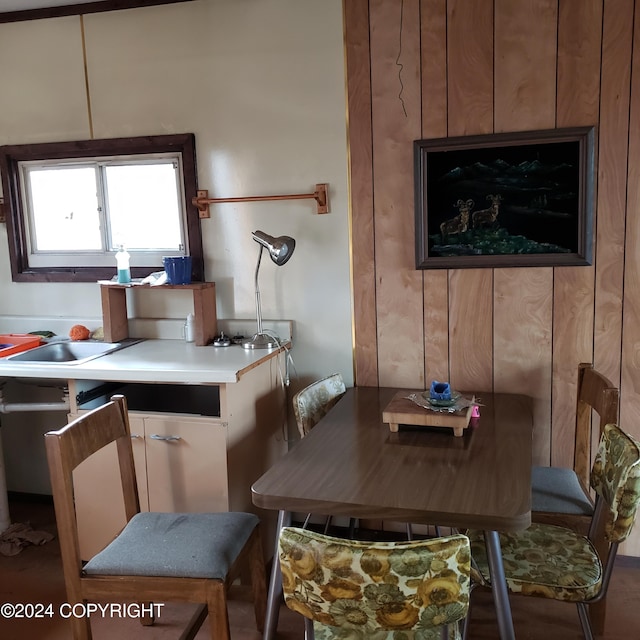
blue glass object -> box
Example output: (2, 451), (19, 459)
(430, 380), (452, 401)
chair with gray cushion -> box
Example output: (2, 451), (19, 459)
(469, 423), (640, 640)
(532, 363), (619, 526)
(45, 394), (266, 640)
(531, 362), (618, 632)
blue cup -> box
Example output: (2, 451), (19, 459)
(163, 256), (192, 285)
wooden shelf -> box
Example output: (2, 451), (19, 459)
(100, 282), (217, 346)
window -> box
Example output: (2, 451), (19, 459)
(0, 134), (204, 282)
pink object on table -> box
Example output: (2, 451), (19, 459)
(472, 405), (480, 418)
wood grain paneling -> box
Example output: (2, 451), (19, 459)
(346, 0), (640, 554)
(493, 0), (557, 463)
(370, 0), (424, 387)
(593, 0), (634, 386)
(420, 0), (449, 384)
(551, 0), (602, 468)
(494, 269), (553, 465)
(620, 1), (640, 558)
(446, 0), (493, 137)
(448, 270), (494, 393)
(446, 0), (494, 393)
(344, 0), (378, 387)
(494, 0), (557, 132)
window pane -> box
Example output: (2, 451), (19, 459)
(27, 166), (102, 251)
(105, 162), (184, 251)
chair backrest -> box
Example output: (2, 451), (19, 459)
(590, 423), (640, 544)
(292, 373), (346, 437)
(44, 395), (139, 588)
(278, 526), (470, 638)
(574, 363), (619, 490)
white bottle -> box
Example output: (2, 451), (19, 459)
(184, 313), (195, 343)
(116, 245), (131, 284)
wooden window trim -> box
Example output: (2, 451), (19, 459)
(0, 133), (204, 283)
(0, 1), (195, 24)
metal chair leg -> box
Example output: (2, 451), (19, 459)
(304, 617), (315, 640)
(263, 509), (291, 640)
(483, 530), (516, 640)
(577, 602), (594, 640)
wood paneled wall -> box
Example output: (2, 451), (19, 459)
(345, 0), (640, 556)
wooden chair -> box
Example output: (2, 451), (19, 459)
(44, 394), (266, 640)
(469, 423), (640, 640)
(532, 363), (619, 529)
(531, 362), (618, 632)
(278, 526), (471, 640)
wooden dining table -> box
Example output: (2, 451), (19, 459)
(251, 386), (533, 640)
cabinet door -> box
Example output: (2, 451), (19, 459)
(144, 416), (228, 513)
(72, 414), (148, 560)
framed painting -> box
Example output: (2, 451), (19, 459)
(414, 126), (595, 269)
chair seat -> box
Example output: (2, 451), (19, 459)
(531, 466), (594, 516)
(469, 523), (602, 602)
(313, 621), (461, 639)
(83, 512), (259, 579)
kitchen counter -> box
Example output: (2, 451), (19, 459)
(0, 339), (289, 385)
(0, 337), (290, 553)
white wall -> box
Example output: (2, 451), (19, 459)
(0, 0), (353, 388)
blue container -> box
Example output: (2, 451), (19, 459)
(163, 256), (192, 285)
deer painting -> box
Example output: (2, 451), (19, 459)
(440, 199), (474, 241)
(472, 194), (502, 229)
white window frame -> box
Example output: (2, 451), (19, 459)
(18, 152), (188, 269)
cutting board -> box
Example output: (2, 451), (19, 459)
(382, 391), (475, 437)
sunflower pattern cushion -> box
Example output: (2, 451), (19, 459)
(278, 527), (470, 640)
(293, 374), (347, 437)
(590, 423), (640, 543)
(468, 524), (602, 601)
(468, 424), (640, 604)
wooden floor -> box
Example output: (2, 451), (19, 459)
(1, 498), (638, 639)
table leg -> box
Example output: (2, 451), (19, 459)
(484, 530), (515, 640)
(263, 509), (291, 640)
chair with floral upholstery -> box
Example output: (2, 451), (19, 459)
(531, 363), (619, 634)
(293, 373), (347, 438)
(468, 423), (640, 640)
(278, 526), (471, 640)
(293, 374), (350, 534)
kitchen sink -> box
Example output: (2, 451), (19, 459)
(5, 340), (135, 365)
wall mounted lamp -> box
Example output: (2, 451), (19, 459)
(242, 230), (296, 350)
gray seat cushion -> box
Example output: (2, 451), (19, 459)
(531, 466), (594, 515)
(83, 512), (259, 579)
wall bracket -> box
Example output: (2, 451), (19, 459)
(192, 183), (330, 218)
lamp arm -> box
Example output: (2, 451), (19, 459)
(254, 244), (264, 335)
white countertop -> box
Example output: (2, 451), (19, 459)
(0, 339), (288, 385)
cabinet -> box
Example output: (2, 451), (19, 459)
(73, 412), (228, 558)
(69, 354), (286, 560)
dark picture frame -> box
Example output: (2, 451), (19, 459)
(414, 126), (595, 269)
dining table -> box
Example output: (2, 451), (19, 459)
(251, 386), (533, 640)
